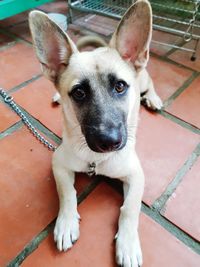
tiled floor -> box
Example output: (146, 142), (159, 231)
(0, 1), (200, 266)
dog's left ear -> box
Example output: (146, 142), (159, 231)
(110, 0), (152, 71)
(29, 11), (78, 84)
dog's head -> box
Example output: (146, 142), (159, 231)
(29, 0), (152, 153)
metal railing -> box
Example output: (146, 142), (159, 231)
(68, 0), (200, 60)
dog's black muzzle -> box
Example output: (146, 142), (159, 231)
(83, 122), (127, 153)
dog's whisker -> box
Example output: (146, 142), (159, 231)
(79, 140), (87, 150)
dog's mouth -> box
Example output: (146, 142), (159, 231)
(83, 125), (127, 153)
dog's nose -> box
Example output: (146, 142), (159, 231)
(94, 128), (122, 153)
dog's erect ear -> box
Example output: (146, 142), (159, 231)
(29, 11), (78, 83)
(110, 0), (152, 71)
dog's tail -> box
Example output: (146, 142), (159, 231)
(76, 35), (107, 50)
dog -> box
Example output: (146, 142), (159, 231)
(29, 1), (162, 266)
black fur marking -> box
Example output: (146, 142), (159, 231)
(107, 73), (129, 97)
(69, 78), (92, 105)
(140, 90), (148, 97)
(69, 73), (129, 153)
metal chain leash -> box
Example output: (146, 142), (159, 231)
(0, 88), (57, 151)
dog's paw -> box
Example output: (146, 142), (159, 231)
(115, 230), (142, 267)
(52, 92), (61, 104)
(141, 90), (163, 110)
(54, 212), (80, 252)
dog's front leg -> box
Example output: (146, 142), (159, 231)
(53, 146), (80, 252)
(116, 154), (144, 267)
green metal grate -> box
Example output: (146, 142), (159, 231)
(68, 0), (200, 59)
(69, 0), (200, 34)
(68, 0), (132, 19)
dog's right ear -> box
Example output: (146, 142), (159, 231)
(29, 11), (78, 84)
(110, 0), (152, 71)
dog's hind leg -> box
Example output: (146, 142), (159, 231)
(140, 69), (163, 110)
(53, 145), (80, 251)
(115, 153), (144, 267)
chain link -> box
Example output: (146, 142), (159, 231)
(0, 88), (57, 151)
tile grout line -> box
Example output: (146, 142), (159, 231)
(141, 203), (200, 255)
(152, 143), (200, 212)
(0, 19), (28, 29)
(16, 106), (62, 145)
(159, 65), (200, 133)
(0, 75), (42, 107)
(7, 176), (102, 267)
(104, 180), (200, 255)
(0, 41), (18, 52)
(159, 110), (200, 135)
(0, 121), (23, 140)
(7, 74), (42, 94)
(14, 106), (62, 145)
(0, 89), (61, 145)
(0, 28), (32, 46)
(150, 51), (199, 73)
(0, 113), (61, 151)
(164, 71), (200, 108)
(164, 39), (187, 58)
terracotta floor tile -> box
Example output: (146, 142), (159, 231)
(168, 40), (200, 71)
(74, 14), (117, 36)
(0, 127), (57, 266)
(37, 0), (68, 14)
(0, 32), (14, 46)
(0, 11), (29, 28)
(163, 157), (200, 241)
(136, 108), (199, 205)
(0, 42), (40, 90)
(8, 17), (87, 45)
(166, 76), (200, 129)
(0, 102), (20, 132)
(151, 30), (183, 56)
(13, 77), (62, 137)
(9, 22), (32, 43)
(140, 213), (200, 267)
(8, 18), (83, 45)
(0, 126), (91, 266)
(22, 183), (121, 267)
(147, 56), (192, 102)
(22, 183), (200, 267)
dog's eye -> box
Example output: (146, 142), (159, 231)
(71, 86), (86, 101)
(114, 80), (128, 94)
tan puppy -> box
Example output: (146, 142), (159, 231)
(29, 1), (162, 266)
